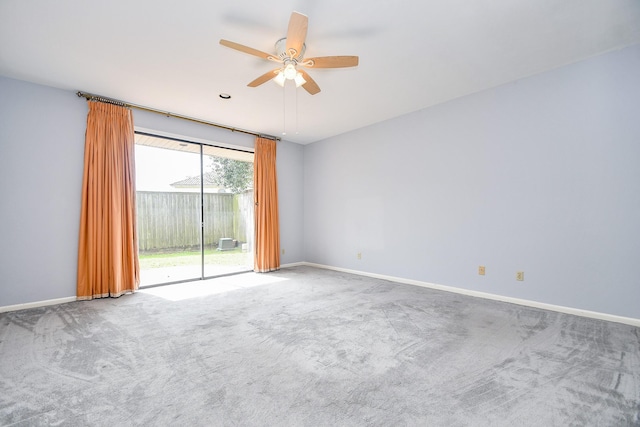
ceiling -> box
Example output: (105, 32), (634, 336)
(1, 0), (639, 145)
(135, 133), (255, 161)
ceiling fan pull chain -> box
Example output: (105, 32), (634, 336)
(282, 84), (287, 136)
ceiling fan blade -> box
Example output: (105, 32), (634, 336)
(247, 69), (281, 87)
(285, 12), (308, 58)
(303, 56), (359, 68)
(220, 39), (278, 62)
(298, 69), (320, 95)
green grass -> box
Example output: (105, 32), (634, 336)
(139, 248), (251, 269)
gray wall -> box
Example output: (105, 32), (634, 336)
(304, 45), (640, 319)
(0, 78), (86, 305)
(0, 76), (305, 307)
(277, 139), (304, 262)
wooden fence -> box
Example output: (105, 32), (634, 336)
(136, 191), (253, 253)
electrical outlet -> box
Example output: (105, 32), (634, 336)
(357, 252), (362, 260)
(516, 271), (524, 281)
(281, 249), (285, 255)
(478, 266), (486, 275)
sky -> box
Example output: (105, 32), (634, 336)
(135, 144), (201, 192)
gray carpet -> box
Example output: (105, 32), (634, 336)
(1, 266), (639, 426)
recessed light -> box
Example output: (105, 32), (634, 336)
(219, 93), (231, 99)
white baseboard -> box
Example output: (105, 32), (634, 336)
(0, 297), (77, 313)
(280, 262), (306, 269)
(299, 262), (640, 328)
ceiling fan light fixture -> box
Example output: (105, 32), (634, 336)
(294, 72), (306, 87)
(274, 71), (286, 87)
(283, 63), (297, 80)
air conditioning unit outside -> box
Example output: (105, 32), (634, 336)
(217, 238), (236, 251)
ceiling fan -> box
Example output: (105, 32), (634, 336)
(219, 11), (359, 95)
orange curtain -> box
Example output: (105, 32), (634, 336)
(254, 137), (280, 272)
(77, 101), (139, 299)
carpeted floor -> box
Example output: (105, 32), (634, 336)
(1, 266), (639, 426)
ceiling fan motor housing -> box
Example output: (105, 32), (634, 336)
(275, 38), (306, 61)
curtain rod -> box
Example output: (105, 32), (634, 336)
(76, 91), (280, 141)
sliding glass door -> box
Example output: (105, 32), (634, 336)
(202, 145), (254, 277)
(134, 133), (253, 287)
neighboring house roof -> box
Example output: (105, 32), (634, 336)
(170, 171), (253, 193)
(171, 172), (221, 188)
